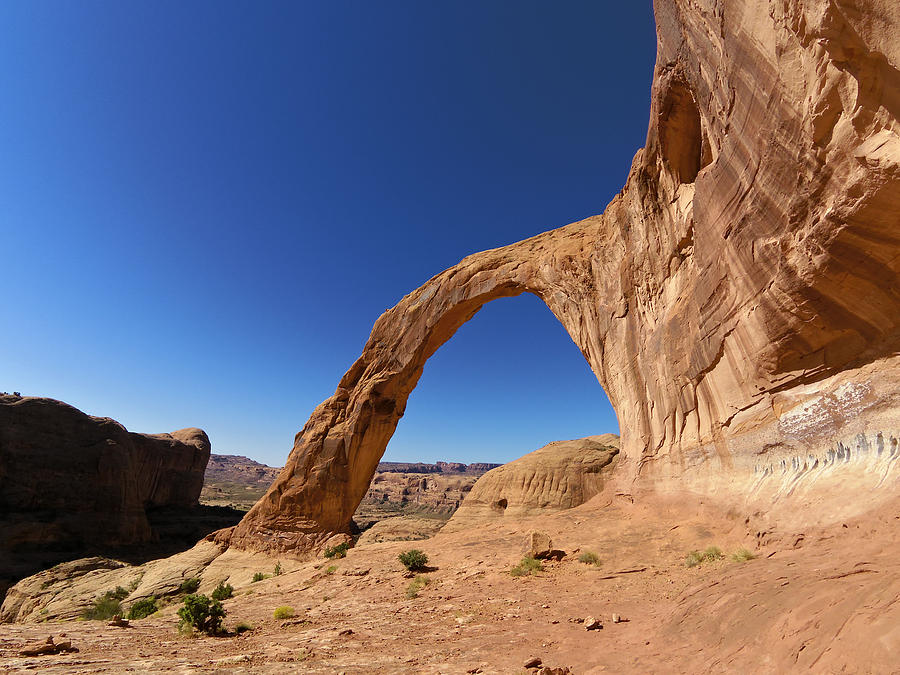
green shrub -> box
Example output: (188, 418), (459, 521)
(398, 549), (429, 572)
(686, 546), (725, 567)
(325, 565), (337, 575)
(273, 605), (295, 620)
(324, 542), (350, 559)
(405, 575), (431, 599)
(510, 556), (543, 577)
(578, 551), (601, 566)
(211, 582), (234, 601)
(81, 587), (129, 620)
(126, 597), (158, 620)
(179, 577), (201, 594)
(274, 561), (283, 576)
(252, 572), (266, 583)
(177, 594), (225, 635)
(731, 548), (755, 562)
(234, 621), (254, 634)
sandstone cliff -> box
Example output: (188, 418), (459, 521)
(223, 0), (900, 555)
(0, 395), (211, 597)
(443, 435), (619, 532)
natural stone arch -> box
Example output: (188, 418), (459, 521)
(224, 0), (900, 555)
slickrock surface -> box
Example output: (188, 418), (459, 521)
(2, 488), (898, 673)
(443, 436), (619, 532)
(226, 0), (900, 554)
(0, 395), (211, 598)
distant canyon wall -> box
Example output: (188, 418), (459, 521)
(225, 0), (899, 554)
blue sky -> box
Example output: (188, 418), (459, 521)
(0, 1), (656, 466)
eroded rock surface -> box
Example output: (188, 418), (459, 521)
(444, 436), (619, 532)
(0, 395), (211, 598)
(224, 0), (900, 554)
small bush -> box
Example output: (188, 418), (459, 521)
(177, 594), (225, 635)
(731, 548), (755, 562)
(578, 551), (601, 566)
(398, 549), (429, 572)
(179, 577), (201, 594)
(252, 572), (266, 583)
(82, 588), (128, 620)
(274, 561), (283, 576)
(510, 556), (543, 577)
(686, 546), (725, 567)
(234, 621), (254, 634)
(324, 542), (350, 559)
(273, 605), (295, 620)
(325, 565), (337, 575)
(405, 575), (431, 599)
(211, 582), (234, 601)
(127, 597), (158, 620)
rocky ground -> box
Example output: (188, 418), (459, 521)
(2, 487), (896, 674)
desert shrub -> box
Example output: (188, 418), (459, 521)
(127, 597), (158, 620)
(731, 548), (755, 562)
(177, 594), (225, 635)
(82, 588), (128, 620)
(179, 577), (201, 594)
(211, 582), (234, 601)
(686, 546), (725, 567)
(510, 556), (543, 577)
(398, 549), (428, 572)
(234, 621), (254, 634)
(273, 605), (295, 620)
(405, 575), (431, 599)
(578, 551), (601, 566)
(274, 561), (283, 576)
(324, 542), (350, 559)
(252, 572), (266, 583)
(325, 565), (337, 575)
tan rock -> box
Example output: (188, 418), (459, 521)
(356, 516), (446, 546)
(444, 436), (618, 532)
(215, 0), (900, 554)
(524, 532), (553, 560)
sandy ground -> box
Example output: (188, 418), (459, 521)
(1, 490), (898, 674)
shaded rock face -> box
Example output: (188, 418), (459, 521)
(443, 436), (619, 532)
(0, 395), (211, 596)
(226, 0), (900, 554)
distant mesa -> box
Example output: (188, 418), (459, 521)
(0, 395), (216, 600)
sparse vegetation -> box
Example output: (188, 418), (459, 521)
(179, 577), (201, 594)
(127, 597), (158, 620)
(252, 572), (266, 583)
(234, 621), (254, 634)
(325, 565), (337, 575)
(211, 582), (234, 601)
(273, 605), (295, 620)
(686, 546), (725, 567)
(510, 556), (543, 577)
(177, 594), (225, 635)
(324, 542), (350, 559)
(274, 561), (283, 576)
(398, 549), (429, 572)
(405, 574), (431, 599)
(578, 551), (601, 566)
(731, 548), (756, 562)
(81, 587), (129, 620)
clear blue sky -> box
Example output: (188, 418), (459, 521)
(0, 1), (656, 467)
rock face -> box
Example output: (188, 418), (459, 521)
(225, 0), (900, 554)
(443, 436), (619, 532)
(0, 395), (210, 596)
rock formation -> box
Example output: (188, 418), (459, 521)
(443, 436), (619, 532)
(0, 395), (211, 597)
(223, 0), (900, 555)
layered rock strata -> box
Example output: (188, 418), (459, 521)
(443, 435), (619, 532)
(224, 0), (900, 554)
(0, 395), (210, 596)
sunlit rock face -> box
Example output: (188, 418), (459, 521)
(225, 0), (900, 554)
